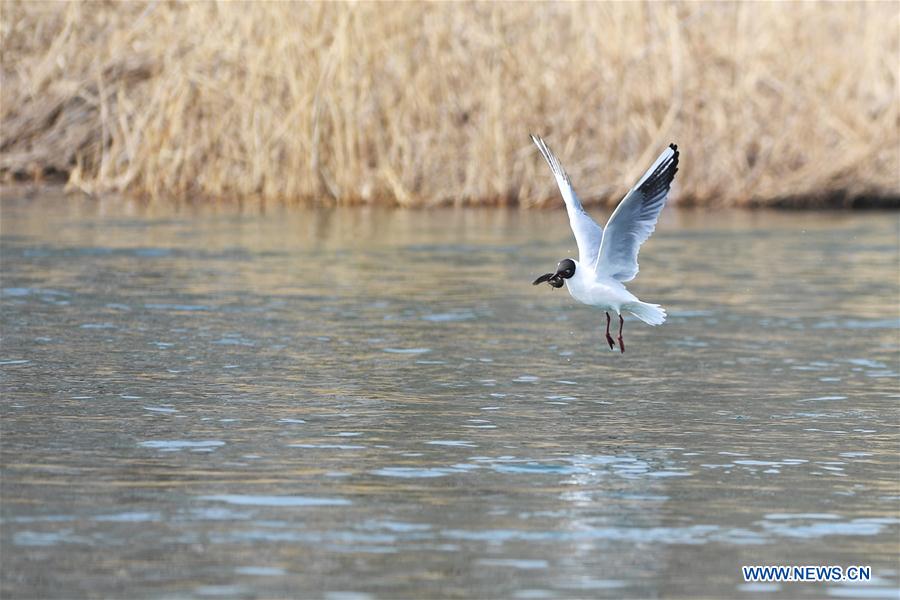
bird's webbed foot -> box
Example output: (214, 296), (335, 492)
(605, 333), (616, 350)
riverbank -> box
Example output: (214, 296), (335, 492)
(4, 182), (897, 212)
(2, 2), (898, 208)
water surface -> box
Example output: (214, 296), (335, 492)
(1, 194), (898, 598)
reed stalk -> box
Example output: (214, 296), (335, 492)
(2, 1), (897, 207)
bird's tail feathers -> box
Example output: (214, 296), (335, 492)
(625, 301), (666, 326)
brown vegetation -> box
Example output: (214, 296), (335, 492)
(1, 1), (898, 207)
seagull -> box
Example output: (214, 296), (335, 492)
(530, 134), (679, 353)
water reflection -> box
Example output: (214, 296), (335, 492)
(1, 193), (898, 598)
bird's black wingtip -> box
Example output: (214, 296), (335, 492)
(669, 143), (678, 152)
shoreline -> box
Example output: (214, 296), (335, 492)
(1, 182), (897, 211)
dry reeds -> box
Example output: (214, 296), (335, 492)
(1, 1), (898, 207)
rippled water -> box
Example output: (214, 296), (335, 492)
(1, 193), (898, 599)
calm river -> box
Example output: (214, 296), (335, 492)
(1, 193), (898, 599)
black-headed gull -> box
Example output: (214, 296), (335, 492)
(530, 134), (679, 353)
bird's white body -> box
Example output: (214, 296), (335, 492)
(565, 264), (636, 312)
(565, 262), (666, 326)
(530, 134), (678, 344)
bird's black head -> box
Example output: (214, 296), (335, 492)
(533, 258), (577, 288)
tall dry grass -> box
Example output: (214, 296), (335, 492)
(1, 1), (898, 207)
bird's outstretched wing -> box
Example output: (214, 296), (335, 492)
(530, 134), (603, 268)
(595, 144), (679, 282)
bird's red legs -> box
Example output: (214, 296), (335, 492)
(605, 312), (616, 350)
(618, 314), (625, 354)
